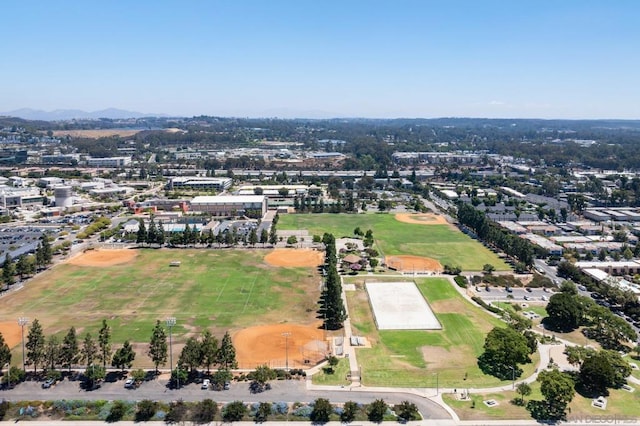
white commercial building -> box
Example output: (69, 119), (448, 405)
(190, 195), (267, 217)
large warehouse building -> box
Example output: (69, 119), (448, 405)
(190, 195), (268, 217)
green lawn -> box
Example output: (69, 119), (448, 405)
(312, 358), (351, 386)
(346, 277), (538, 387)
(2, 248), (320, 348)
(279, 213), (509, 271)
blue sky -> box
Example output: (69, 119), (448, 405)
(1, 1), (639, 119)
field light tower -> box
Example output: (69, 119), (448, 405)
(18, 317), (29, 370)
(282, 332), (291, 371)
(166, 317), (176, 388)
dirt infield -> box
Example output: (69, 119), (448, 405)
(395, 213), (448, 225)
(234, 323), (328, 369)
(264, 249), (324, 267)
(386, 255), (443, 272)
(0, 322), (23, 348)
(67, 249), (138, 267)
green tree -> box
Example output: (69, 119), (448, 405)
(215, 331), (237, 370)
(98, 319), (111, 369)
(341, 401), (358, 423)
(254, 401), (271, 423)
(394, 401), (420, 421)
(26, 318), (45, 373)
(148, 320), (167, 373)
(165, 400), (188, 425)
(84, 364), (106, 387)
(538, 369), (575, 420)
(260, 229), (268, 245)
(478, 326), (531, 380)
(136, 219), (147, 244)
(111, 340), (136, 371)
(135, 400), (157, 422)
(60, 326), (79, 372)
(545, 292), (583, 331)
(310, 398), (332, 423)
(106, 401), (127, 422)
(200, 330), (218, 373)
(191, 399), (218, 424)
(2, 254), (15, 286)
(44, 335), (60, 370)
(38, 234), (52, 267)
(579, 350), (632, 396)
(15, 254), (30, 280)
(249, 228), (258, 246)
(367, 398), (388, 423)
(81, 333), (98, 368)
(0, 333), (11, 378)
(482, 263), (495, 275)
(222, 401), (246, 422)
(268, 227), (278, 246)
(178, 337), (202, 373)
(516, 382), (532, 405)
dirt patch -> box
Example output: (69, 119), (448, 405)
(67, 249), (138, 267)
(395, 213), (448, 225)
(0, 322), (23, 348)
(52, 129), (143, 139)
(422, 345), (469, 369)
(233, 323), (328, 369)
(264, 249), (324, 267)
(386, 255), (443, 272)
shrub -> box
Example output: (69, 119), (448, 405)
(222, 401), (246, 422)
(454, 275), (467, 288)
(165, 400), (187, 424)
(135, 400), (157, 422)
(191, 399), (217, 424)
(293, 405), (313, 418)
(272, 402), (288, 415)
(0, 401), (9, 421)
(106, 401), (126, 423)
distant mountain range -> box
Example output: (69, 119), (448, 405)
(0, 108), (167, 121)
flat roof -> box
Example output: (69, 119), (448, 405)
(191, 195), (266, 204)
(365, 282), (442, 330)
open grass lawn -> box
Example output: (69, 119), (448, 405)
(279, 213), (509, 271)
(0, 249), (320, 346)
(345, 277), (538, 387)
(447, 379), (640, 420)
(312, 358), (351, 386)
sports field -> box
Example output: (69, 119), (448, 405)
(344, 277), (538, 387)
(0, 248), (324, 367)
(279, 213), (509, 271)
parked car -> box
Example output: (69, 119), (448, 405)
(526, 287), (533, 293)
(223, 381), (230, 390)
(541, 295), (548, 301)
(42, 378), (55, 389)
(124, 378), (135, 389)
(506, 287), (513, 293)
(201, 379), (210, 390)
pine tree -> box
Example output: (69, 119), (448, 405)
(157, 222), (165, 245)
(147, 217), (158, 244)
(249, 228), (258, 246)
(45, 335), (60, 370)
(81, 333), (98, 368)
(40, 234), (52, 265)
(136, 219), (147, 244)
(260, 229), (268, 246)
(200, 330), (218, 373)
(98, 319), (112, 369)
(269, 227), (278, 246)
(215, 331), (237, 370)
(26, 318), (46, 373)
(2, 254), (15, 286)
(112, 340), (136, 371)
(60, 327), (79, 372)
(15, 254), (29, 280)
(0, 333), (11, 376)
(148, 320), (167, 373)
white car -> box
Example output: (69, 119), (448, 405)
(201, 379), (210, 390)
(124, 378), (135, 389)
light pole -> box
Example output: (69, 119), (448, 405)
(166, 317), (176, 388)
(282, 332), (291, 371)
(18, 317), (28, 371)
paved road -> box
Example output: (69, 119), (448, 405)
(1, 376), (452, 420)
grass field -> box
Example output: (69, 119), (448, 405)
(0, 249), (320, 346)
(279, 213), (509, 271)
(344, 277), (538, 387)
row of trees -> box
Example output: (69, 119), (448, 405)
(135, 215), (279, 248)
(1, 234), (52, 287)
(457, 203), (535, 267)
(2, 318), (237, 387)
(320, 233), (347, 330)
